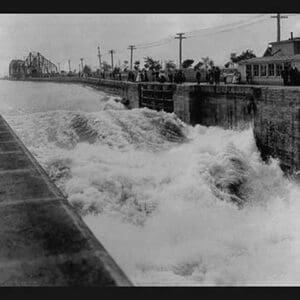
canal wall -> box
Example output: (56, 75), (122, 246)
(173, 84), (300, 173)
(173, 84), (256, 127)
(0, 114), (132, 286)
(10, 76), (300, 172)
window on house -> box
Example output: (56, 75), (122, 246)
(275, 64), (283, 76)
(268, 64), (275, 76)
(253, 65), (259, 76)
(260, 64), (267, 76)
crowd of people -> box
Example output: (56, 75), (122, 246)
(98, 66), (244, 85)
(126, 69), (187, 84)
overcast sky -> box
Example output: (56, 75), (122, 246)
(1, 13), (300, 75)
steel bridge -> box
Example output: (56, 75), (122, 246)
(24, 52), (58, 76)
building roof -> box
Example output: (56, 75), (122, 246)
(239, 54), (300, 65)
(270, 38), (300, 45)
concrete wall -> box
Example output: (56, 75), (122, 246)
(253, 87), (300, 172)
(173, 84), (255, 128)
(173, 83), (300, 173)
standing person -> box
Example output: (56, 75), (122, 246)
(136, 71), (141, 82)
(178, 70), (185, 84)
(290, 64), (298, 86)
(143, 69), (149, 82)
(168, 72), (174, 83)
(206, 70), (210, 84)
(223, 72), (227, 84)
(246, 69), (252, 84)
(196, 70), (201, 84)
(236, 71), (241, 84)
(215, 67), (221, 85)
(140, 70), (144, 82)
(158, 72), (167, 83)
(174, 70), (179, 83)
(281, 65), (289, 86)
(296, 67), (300, 86)
(155, 71), (160, 82)
(150, 71), (155, 82)
(232, 71), (238, 84)
(127, 70), (133, 81)
(208, 68), (214, 84)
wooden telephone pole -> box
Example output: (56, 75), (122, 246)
(97, 46), (102, 72)
(109, 50), (115, 69)
(175, 33), (186, 69)
(127, 45), (136, 70)
(68, 60), (71, 73)
(271, 13), (288, 42)
(80, 58), (84, 73)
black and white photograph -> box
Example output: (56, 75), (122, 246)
(1, 11), (300, 288)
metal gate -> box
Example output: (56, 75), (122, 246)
(139, 83), (176, 113)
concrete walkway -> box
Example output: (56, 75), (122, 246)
(0, 115), (132, 286)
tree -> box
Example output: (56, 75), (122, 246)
(182, 59), (194, 69)
(83, 65), (92, 75)
(193, 61), (204, 70)
(143, 56), (162, 72)
(201, 57), (214, 70)
(230, 49), (256, 63)
(165, 60), (176, 72)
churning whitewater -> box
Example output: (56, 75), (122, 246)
(1, 80), (300, 286)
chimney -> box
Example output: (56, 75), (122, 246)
(291, 32), (294, 40)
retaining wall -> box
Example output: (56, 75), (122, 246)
(173, 84), (300, 172)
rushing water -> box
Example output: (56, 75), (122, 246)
(1, 80), (300, 286)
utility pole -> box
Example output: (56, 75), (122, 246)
(271, 13), (288, 42)
(175, 33), (186, 69)
(127, 45), (136, 70)
(97, 46), (102, 72)
(109, 50), (115, 70)
(80, 58), (84, 72)
(68, 60), (71, 73)
(58, 62), (60, 73)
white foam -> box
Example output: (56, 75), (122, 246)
(2, 80), (300, 285)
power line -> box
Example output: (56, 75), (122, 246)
(134, 14), (269, 50)
(186, 14), (270, 38)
